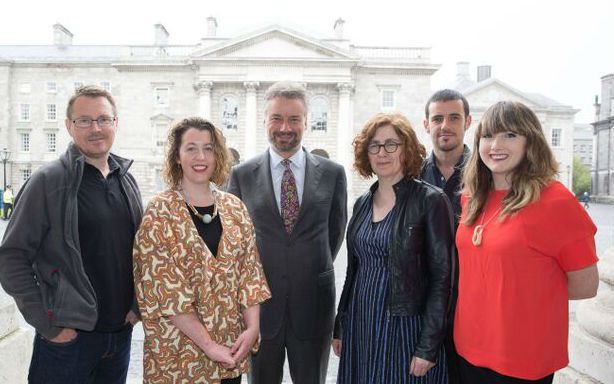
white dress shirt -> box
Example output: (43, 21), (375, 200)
(269, 147), (306, 213)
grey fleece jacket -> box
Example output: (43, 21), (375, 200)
(0, 143), (143, 340)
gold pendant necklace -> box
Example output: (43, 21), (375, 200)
(472, 207), (501, 246)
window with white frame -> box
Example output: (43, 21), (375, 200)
(19, 83), (31, 94)
(74, 81), (83, 91)
(19, 104), (31, 121)
(47, 132), (57, 152)
(20, 132), (30, 152)
(21, 168), (32, 183)
(155, 122), (169, 147)
(221, 96), (238, 130)
(100, 81), (111, 91)
(310, 96), (328, 131)
(154, 87), (170, 107)
(381, 89), (396, 110)
(46, 81), (57, 93)
(551, 128), (562, 147)
(46, 104), (57, 121)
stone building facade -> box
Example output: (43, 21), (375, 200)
(0, 23), (577, 204)
(0, 20), (437, 203)
(574, 124), (594, 170)
(592, 73), (614, 201)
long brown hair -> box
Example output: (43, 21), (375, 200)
(462, 101), (558, 225)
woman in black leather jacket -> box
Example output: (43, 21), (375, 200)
(333, 112), (454, 383)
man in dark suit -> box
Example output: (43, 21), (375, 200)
(227, 81), (347, 384)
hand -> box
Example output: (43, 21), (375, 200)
(332, 339), (342, 357)
(203, 342), (236, 369)
(125, 310), (140, 326)
(230, 327), (259, 363)
(409, 356), (435, 377)
(50, 328), (78, 344)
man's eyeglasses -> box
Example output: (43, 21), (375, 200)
(72, 116), (116, 129)
(367, 141), (402, 154)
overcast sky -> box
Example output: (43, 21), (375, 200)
(1, 0), (612, 123)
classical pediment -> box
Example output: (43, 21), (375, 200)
(150, 113), (173, 122)
(463, 78), (540, 108)
(191, 25), (358, 61)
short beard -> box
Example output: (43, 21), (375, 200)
(269, 132), (300, 153)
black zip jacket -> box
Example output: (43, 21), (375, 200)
(333, 177), (455, 362)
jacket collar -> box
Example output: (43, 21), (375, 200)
(369, 175), (414, 196)
(61, 142), (133, 177)
(424, 144), (470, 171)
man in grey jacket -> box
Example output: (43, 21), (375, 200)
(0, 85), (143, 384)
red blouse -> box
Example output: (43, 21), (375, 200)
(454, 182), (598, 380)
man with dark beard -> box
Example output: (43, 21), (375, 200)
(420, 88), (472, 384)
(228, 81), (347, 384)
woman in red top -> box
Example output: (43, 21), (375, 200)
(454, 101), (599, 384)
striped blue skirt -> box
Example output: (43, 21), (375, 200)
(337, 204), (448, 384)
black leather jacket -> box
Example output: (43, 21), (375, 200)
(333, 177), (455, 362)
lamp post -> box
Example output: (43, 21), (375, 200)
(0, 147), (10, 191)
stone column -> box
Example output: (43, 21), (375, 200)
(0, 290), (33, 383)
(337, 82), (354, 202)
(193, 81), (213, 120)
(244, 81), (260, 159)
(555, 248), (614, 383)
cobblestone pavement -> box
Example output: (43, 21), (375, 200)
(2, 203), (612, 383)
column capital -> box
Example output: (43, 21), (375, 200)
(193, 80), (213, 95)
(337, 82), (355, 95)
(243, 81), (260, 92)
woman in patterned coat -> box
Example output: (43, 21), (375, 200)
(133, 117), (271, 383)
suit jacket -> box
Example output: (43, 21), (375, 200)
(227, 148), (347, 340)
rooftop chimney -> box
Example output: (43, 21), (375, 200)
(53, 23), (73, 46)
(154, 23), (169, 46)
(477, 65), (492, 82)
(333, 18), (345, 39)
(207, 17), (217, 38)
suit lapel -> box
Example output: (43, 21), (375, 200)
(296, 151), (323, 225)
(254, 151), (285, 230)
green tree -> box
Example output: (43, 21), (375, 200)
(572, 156), (591, 196)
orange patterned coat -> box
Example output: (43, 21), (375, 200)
(133, 189), (271, 383)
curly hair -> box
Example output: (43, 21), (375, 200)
(353, 112), (425, 179)
(163, 117), (230, 188)
(462, 101), (558, 225)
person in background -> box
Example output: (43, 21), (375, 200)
(455, 101), (599, 384)
(580, 191), (590, 209)
(227, 81), (347, 384)
(133, 117), (271, 383)
(2, 185), (13, 220)
(420, 89), (472, 384)
(0, 85), (143, 383)
(333, 112), (453, 383)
